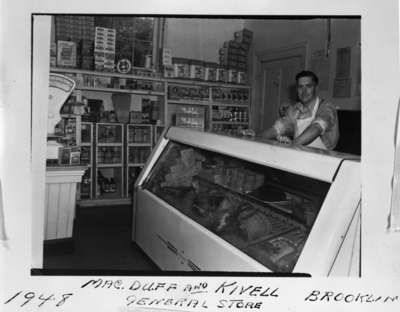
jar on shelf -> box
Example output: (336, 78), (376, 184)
(204, 62), (218, 82)
(172, 57), (190, 79)
(189, 59), (205, 80)
(216, 65), (228, 83)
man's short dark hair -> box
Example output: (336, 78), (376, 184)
(295, 70), (319, 85)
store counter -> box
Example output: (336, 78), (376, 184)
(132, 127), (361, 276)
(44, 165), (86, 242)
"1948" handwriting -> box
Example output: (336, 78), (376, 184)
(3, 291), (73, 308)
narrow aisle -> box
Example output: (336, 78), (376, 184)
(43, 205), (159, 271)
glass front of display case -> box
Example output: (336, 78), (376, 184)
(142, 141), (331, 273)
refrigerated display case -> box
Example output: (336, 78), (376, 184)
(132, 127), (360, 275)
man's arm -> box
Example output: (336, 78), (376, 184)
(260, 127), (278, 139)
(293, 123), (323, 145)
(294, 100), (337, 146)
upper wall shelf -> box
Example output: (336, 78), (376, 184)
(50, 67), (251, 89)
(78, 86), (164, 96)
(166, 77), (250, 89)
(50, 67), (163, 82)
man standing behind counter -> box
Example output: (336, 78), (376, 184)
(250, 70), (339, 150)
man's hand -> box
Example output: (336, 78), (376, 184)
(240, 129), (256, 137)
(277, 135), (292, 144)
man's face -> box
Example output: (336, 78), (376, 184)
(297, 76), (317, 105)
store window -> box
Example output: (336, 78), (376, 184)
(53, 15), (156, 69)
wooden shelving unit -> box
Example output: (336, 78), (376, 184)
(51, 68), (251, 206)
(126, 124), (153, 197)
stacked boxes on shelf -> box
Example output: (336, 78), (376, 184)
(166, 56), (246, 84)
(212, 87), (249, 103)
(175, 106), (206, 131)
(212, 107), (249, 123)
(168, 84), (209, 102)
(94, 27), (116, 72)
(219, 28), (253, 84)
(211, 86), (251, 135)
(219, 29), (252, 70)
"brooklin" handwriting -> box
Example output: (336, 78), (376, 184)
(305, 290), (399, 303)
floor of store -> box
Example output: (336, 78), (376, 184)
(43, 205), (160, 272)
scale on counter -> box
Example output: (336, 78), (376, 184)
(46, 74), (76, 161)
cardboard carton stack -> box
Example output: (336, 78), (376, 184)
(219, 28), (253, 72)
(94, 27), (116, 72)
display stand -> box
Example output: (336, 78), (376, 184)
(44, 166), (86, 242)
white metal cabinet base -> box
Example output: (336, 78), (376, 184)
(135, 189), (267, 272)
(45, 166), (86, 241)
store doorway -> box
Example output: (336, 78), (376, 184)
(261, 56), (303, 129)
(255, 43), (307, 130)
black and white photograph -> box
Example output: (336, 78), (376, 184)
(29, 15), (362, 276)
(1, 0), (400, 311)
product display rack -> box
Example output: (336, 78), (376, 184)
(50, 67), (167, 206)
(95, 123), (125, 202)
(210, 86), (251, 134)
(51, 68), (250, 134)
(58, 114), (82, 146)
(126, 124), (153, 197)
(50, 68), (250, 206)
(165, 79), (251, 134)
(50, 67), (168, 125)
